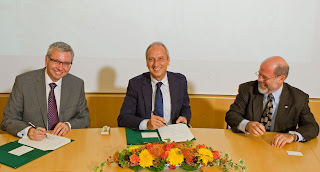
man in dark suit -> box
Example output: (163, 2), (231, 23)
(1, 42), (90, 140)
(118, 42), (191, 130)
(226, 56), (319, 147)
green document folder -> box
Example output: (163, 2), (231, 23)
(0, 139), (73, 169)
(126, 128), (161, 145)
(125, 128), (196, 145)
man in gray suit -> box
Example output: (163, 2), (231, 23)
(118, 42), (191, 130)
(1, 42), (90, 140)
(226, 56), (319, 148)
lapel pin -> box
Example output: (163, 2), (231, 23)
(285, 106), (288, 109)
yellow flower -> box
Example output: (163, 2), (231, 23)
(139, 149), (154, 168)
(128, 145), (139, 152)
(198, 148), (213, 165)
(167, 148), (184, 166)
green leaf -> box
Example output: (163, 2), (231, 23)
(93, 166), (99, 172)
(239, 159), (244, 165)
(164, 138), (171, 142)
(180, 161), (200, 171)
(129, 165), (143, 171)
(147, 161), (166, 172)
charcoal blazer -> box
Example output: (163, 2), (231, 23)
(1, 68), (90, 136)
(118, 71), (191, 130)
(225, 80), (319, 141)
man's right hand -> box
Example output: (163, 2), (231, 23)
(245, 121), (266, 136)
(27, 127), (47, 140)
(147, 115), (166, 130)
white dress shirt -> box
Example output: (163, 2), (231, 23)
(139, 73), (171, 130)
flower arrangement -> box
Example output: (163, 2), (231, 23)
(94, 141), (247, 172)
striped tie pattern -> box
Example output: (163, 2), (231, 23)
(48, 83), (59, 130)
(260, 94), (273, 131)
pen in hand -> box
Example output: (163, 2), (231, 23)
(28, 122), (47, 137)
(152, 111), (168, 126)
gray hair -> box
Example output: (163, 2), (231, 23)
(47, 42), (74, 60)
(145, 41), (170, 59)
(274, 64), (289, 78)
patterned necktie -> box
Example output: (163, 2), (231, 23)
(260, 94), (274, 131)
(48, 83), (59, 130)
(154, 82), (163, 117)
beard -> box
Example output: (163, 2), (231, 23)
(258, 79), (278, 94)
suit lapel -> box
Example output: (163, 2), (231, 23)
(253, 84), (263, 121)
(142, 74), (152, 118)
(274, 84), (292, 131)
(34, 68), (48, 129)
(168, 72), (178, 119)
(60, 74), (71, 122)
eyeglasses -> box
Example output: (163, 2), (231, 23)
(48, 56), (72, 68)
(255, 72), (277, 81)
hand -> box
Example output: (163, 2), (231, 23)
(52, 122), (70, 136)
(27, 127), (47, 140)
(272, 133), (296, 148)
(245, 121), (266, 136)
(147, 115), (166, 130)
(176, 116), (187, 124)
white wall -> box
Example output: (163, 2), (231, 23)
(1, 0), (319, 98)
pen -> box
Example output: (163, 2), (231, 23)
(152, 111), (168, 126)
(28, 122), (47, 137)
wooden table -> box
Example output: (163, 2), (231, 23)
(0, 128), (319, 172)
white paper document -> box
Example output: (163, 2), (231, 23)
(8, 145), (34, 156)
(287, 151), (303, 156)
(18, 133), (71, 151)
(141, 132), (159, 138)
(157, 123), (194, 142)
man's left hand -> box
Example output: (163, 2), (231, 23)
(52, 122), (70, 136)
(176, 116), (187, 124)
(272, 133), (296, 148)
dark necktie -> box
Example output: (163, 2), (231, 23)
(154, 82), (163, 117)
(260, 94), (274, 131)
(48, 83), (59, 130)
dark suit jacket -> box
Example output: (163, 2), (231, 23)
(1, 68), (90, 136)
(225, 80), (319, 141)
(117, 71), (191, 130)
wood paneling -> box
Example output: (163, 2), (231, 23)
(0, 93), (319, 134)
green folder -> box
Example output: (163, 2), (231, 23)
(125, 128), (196, 145)
(0, 139), (73, 169)
(126, 128), (161, 145)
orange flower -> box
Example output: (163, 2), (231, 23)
(113, 152), (119, 162)
(148, 144), (165, 159)
(130, 154), (139, 165)
(212, 150), (219, 159)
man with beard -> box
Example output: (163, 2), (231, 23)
(225, 56), (319, 147)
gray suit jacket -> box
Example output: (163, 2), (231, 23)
(117, 72), (191, 130)
(225, 80), (319, 141)
(1, 68), (90, 136)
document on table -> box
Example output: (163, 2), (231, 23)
(157, 123), (194, 142)
(18, 133), (71, 151)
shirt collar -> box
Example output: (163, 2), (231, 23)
(150, 73), (168, 87)
(45, 68), (62, 88)
(264, 84), (283, 103)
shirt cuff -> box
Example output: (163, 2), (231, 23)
(238, 119), (250, 134)
(17, 126), (32, 138)
(289, 131), (305, 142)
(139, 119), (149, 130)
(65, 122), (71, 129)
